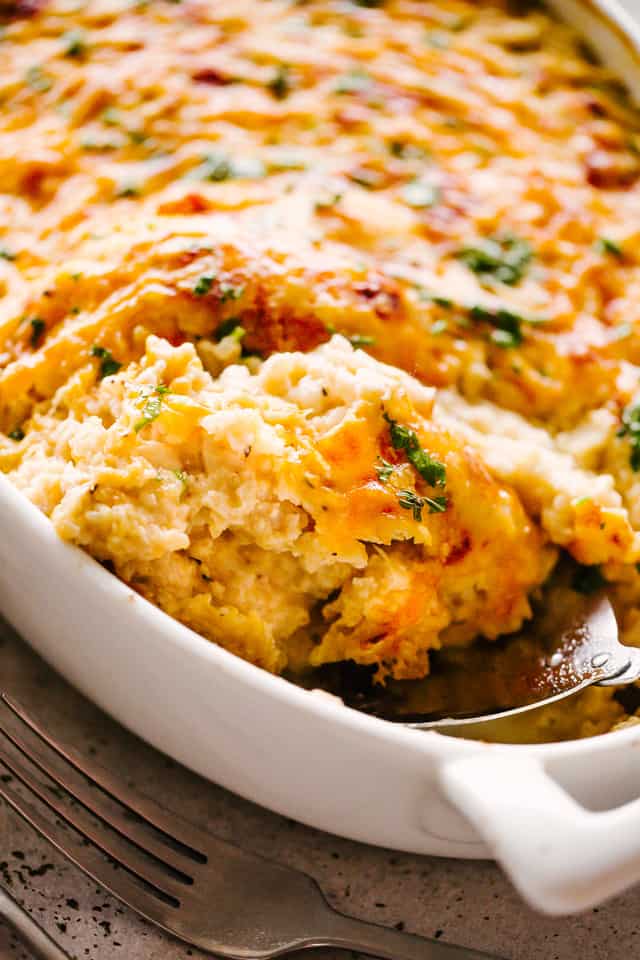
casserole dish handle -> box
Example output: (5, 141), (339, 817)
(438, 754), (640, 915)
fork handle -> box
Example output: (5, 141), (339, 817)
(320, 909), (504, 960)
(0, 884), (72, 960)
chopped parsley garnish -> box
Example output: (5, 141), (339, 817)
(572, 564), (606, 595)
(348, 167), (383, 190)
(174, 469), (188, 486)
(315, 192), (343, 211)
(348, 333), (376, 349)
(25, 65), (52, 93)
(91, 345), (122, 379)
(384, 413), (446, 487)
(192, 153), (265, 182)
(193, 275), (215, 296)
(618, 400), (640, 470)
(375, 458), (394, 483)
(268, 64), (291, 100)
(134, 386), (167, 432)
(220, 282), (245, 302)
(8, 428), (25, 441)
(425, 30), (449, 49)
(197, 153), (231, 182)
(431, 294), (454, 308)
(469, 305), (527, 348)
(0, 247), (16, 261)
(62, 29), (86, 58)
(214, 316), (243, 340)
(101, 107), (123, 126)
(457, 234), (533, 286)
(334, 69), (371, 95)
(401, 180), (440, 209)
(597, 237), (624, 258)
(397, 489), (447, 522)
(29, 318), (45, 348)
(416, 287), (543, 347)
(116, 181), (140, 198)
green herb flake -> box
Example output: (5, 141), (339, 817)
(401, 180), (440, 209)
(214, 316), (243, 341)
(91, 344), (122, 379)
(375, 457), (394, 483)
(618, 400), (640, 470)
(268, 64), (291, 100)
(197, 153), (232, 182)
(334, 69), (371, 95)
(0, 247), (16, 261)
(470, 305), (526, 348)
(173, 469), (188, 487)
(62, 29), (87, 58)
(384, 413), (447, 487)
(116, 181), (141, 198)
(29, 318), (45, 348)
(572, 564), (606, 595)
(220, 282), (245, 303)
(25, 65), (53, 93)
(425, 30), (449, 49)
(347, 167), (383, 190)
(397, 489), (425, 521)
(348, 333), (375, 349)
(431, 295), (453, 309)
(597, 237), (624, 258)
(458, 234), (533, 286)
(315, 192), (343, 211)
(134, 390), (166, 432)
(101, 107), (123, 126)
(396, 489), (447, 522)
(193, 275), (215, 296)
(8, 428), (25, 442)
(490, 328), (521, 349)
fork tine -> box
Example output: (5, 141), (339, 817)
(2, 695), (208, 862)
(0, 736), (189, 904)
(0, 769), (177, 932)
(0, 696), (200, 878)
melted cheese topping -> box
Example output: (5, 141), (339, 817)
(2, 0), (640, 728)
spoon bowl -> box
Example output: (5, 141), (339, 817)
(325, 592), (640, 736)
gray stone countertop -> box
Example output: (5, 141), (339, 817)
(2, 620), (640, 960)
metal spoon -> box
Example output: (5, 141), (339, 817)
(340, 593), (640, 736)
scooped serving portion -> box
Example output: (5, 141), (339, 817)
(2, 0), (640, 739)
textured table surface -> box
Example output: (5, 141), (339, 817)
(4, 1), (640, 955)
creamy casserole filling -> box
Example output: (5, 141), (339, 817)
(1, 0), (640, 737)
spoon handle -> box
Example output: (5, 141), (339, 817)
(597, 644), (640, 686)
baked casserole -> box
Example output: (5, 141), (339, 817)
(1, 0), (640, 738)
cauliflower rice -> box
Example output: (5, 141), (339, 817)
(1, 0), (640, 738)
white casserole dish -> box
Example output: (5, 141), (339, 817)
(3, 0), (640, 918)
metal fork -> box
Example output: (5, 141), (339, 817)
(0, 694), (502, 960)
